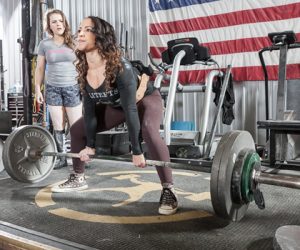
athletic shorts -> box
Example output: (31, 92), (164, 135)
(45, 84), (81, 107)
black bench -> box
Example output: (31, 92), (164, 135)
(258, 120), (300, 166)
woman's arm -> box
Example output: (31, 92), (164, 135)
(35, 55), (46, 104)
(117, 60), (143, 155)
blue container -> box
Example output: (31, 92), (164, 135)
(171, 121), (195, 131)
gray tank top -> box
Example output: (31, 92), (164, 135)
(37, 38), (77, 87)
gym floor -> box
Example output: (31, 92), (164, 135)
(0, 160), (299, 250)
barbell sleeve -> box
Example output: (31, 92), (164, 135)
(255, 172), (300, 189)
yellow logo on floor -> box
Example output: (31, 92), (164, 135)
(35, 170), (212, 224)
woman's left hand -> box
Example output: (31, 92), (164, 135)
(79, 147), (95, 162)
(132, 154), (146, 168)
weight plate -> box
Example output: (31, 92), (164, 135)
(0, 139), (4, 173)
(210, 131), (235, 213)
(231, 148), (255, 204)
(211, 130), (256, 221)
(3, 125), (57, 183)
(241, 151), (260, 203)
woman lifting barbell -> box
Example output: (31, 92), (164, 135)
(51, 16), (178, 215)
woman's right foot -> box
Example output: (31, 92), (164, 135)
(158, 187), (178, 215)
(51, 173), (88, 193)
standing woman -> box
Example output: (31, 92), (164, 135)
(35, 9), (82, 169)
(51, 16), (178, 215)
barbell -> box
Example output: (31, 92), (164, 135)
(1, 125), (300, 222)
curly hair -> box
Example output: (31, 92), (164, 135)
(75, 16), (122, 92)
(45, 9), (74, 49)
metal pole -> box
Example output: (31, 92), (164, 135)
(204, 65), (232, 158)
(21, 0), (33, 125)
(164, 50), (186, 145)
(256, 172), (300, 189)
(258, 48), (271, 141)
(199, 70), (223, 146)
(276, 44), (288, 120)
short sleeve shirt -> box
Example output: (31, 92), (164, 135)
(37, 38), (77, 87)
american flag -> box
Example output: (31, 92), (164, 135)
(148, 0), (300, 84)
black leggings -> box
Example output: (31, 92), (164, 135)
(70, 90), (173, 185)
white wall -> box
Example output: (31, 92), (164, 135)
(0, 1), (3, 40)
(53, 0), (148, 63)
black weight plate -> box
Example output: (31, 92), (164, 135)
(0, 139), (4, 173)
(3, 125), (57, 183)
(210, 130), (238, 217)
(211, 130), (255, 221)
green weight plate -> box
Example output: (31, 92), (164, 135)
(231, 148), (255, 204)
(3, 125), (57, 183)
(0, 139), (4, 173)
(241, 151), (261, 203)
(211, 130), (255, 222)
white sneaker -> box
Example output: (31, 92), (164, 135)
(158, 187), (178, 215)
(51, 173), (88, 193)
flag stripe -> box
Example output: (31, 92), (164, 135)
(149, 0), (300, 22)
(150, 3), (300, 35)
(149, 0), (218, 12)
(150, 49), (300, 73)
(149, 18), (300, 46)
(150, 33), (300, 57)
(165, 64), (300, 84)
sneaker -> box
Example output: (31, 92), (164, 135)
(51, 173), (88, 193)
(158, 187), (178, 215)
